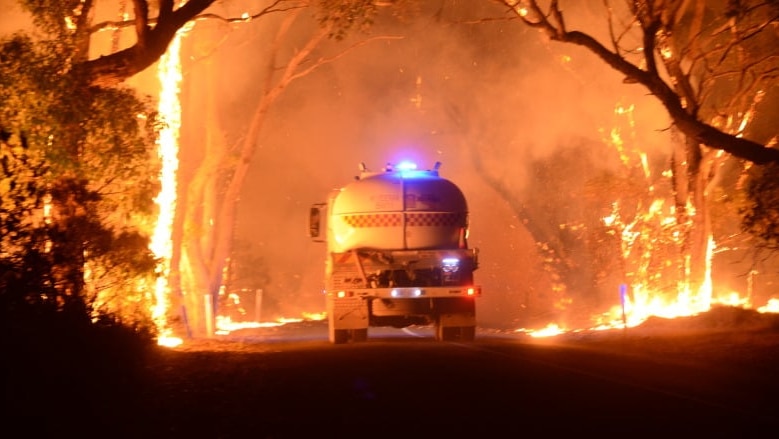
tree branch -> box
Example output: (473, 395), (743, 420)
(80, 0), (218, 87)
(500, 0), (779, 164)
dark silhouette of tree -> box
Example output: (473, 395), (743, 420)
(742, 163), (779, 251)
(0, 129), (55, 314)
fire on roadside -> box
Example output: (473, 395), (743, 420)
(214, 312), (327, 335)
(518, 101), (779, 338)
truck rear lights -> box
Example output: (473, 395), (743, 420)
(391, 288), (424, 298)
(467, 288), (476, 296)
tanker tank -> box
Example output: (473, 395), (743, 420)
(328, 162), (469, 253)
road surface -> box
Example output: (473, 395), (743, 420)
(125, 321), (779, 438)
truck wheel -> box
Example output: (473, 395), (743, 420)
(351, 328), (368, 342)
(460, 325), (476, 342)
(332, 329), (350, 344)
(436, 324), (475, 342)
(435, 325), (458, 341)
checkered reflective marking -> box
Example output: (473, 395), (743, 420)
(406, 212), (465, 227)
(342, 212), (465, 228)
(342, 213), (402, 228)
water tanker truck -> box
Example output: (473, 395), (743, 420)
(308, 161), (481, 344)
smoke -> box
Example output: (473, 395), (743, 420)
(0, 3), (31, 34)
(187, 1), (675, 327)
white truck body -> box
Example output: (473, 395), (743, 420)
(309, 162), (481, 343)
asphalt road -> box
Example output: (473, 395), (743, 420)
(125, 323), (779, 438)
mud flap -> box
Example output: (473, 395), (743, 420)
(327, 296), (369, 343)
(434, 297), (476, 342)
(437, 311), (476, 327)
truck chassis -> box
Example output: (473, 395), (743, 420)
(325, 248), (480, 343)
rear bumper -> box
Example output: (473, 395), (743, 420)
(326, 285), (481, 300)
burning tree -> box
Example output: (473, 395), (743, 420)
(0, 34), (159, 326)
(172, 1), (407, 334)
(0, 0), (224, 334)
(4, 0), (409, 338)
(498, 0), (779, 324)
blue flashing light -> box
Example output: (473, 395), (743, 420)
(442, 257), (460, 273)
(393, 160), (439, 179)
(396, 161), (418, 171)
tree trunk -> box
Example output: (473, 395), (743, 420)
(177, 39), (224, 337)
(172, 11), (335, 334)
(672, 133), (712, 312)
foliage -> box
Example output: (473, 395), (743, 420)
(18, 0), (84, 39)
(741, 163), (779, 250)
(315, 0), (380, 39)
(0, 24), (160, 330)
(0, 128), (157, 320)
(2, 4), (169, 424)
(0, 129), (56, 313)
(315, 0), (416, 39)
(1, 132), (155, 434)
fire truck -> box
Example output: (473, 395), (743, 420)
(308, 161), (481, 344)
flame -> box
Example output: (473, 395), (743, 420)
(759, 298), (779, 313)
(214, 313), (327, 335)
(516, 323), (565, 338)
(302, 311), (327, 321)
(149, 23), (192, 348)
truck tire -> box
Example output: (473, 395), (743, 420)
(435, 321), (457, 341)
(438, 326), (457, 341)
(332, 329), (349, 344)
(351, 328), (368, 342)
(460, 325), (476, 341)
(435, 324), (475, 342)
(331, 328), (368, 344)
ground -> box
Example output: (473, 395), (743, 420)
(8, 305), (779, 437)
(182, 304), (779, 358)
(549, 305), (779, 365)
